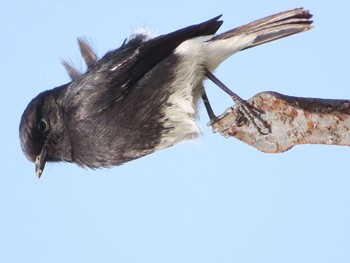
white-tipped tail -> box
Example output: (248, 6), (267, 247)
(204, 8), (313, 70)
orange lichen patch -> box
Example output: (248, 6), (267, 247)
(272, 98), (283, 109)
(289, 108), (298, 118)
(335, 113), (347, 122)
(307, 121), (315, 132)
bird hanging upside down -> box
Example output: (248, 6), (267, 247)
(19, 8), (313, 177)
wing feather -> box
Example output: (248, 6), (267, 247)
(66, 15), (223, 120)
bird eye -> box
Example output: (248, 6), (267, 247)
(37, 118), (49, 133)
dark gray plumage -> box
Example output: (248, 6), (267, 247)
(19, 9), (313, 177)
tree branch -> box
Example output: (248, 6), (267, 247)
(210, 92), (350, 153)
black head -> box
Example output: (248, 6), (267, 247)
(19, 86), (70, 178)
(20, 38), (98, 178)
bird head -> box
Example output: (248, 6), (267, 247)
(19, 86), (70, 178)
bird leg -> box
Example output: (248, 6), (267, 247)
(201, 88), (217, 122)
(204, 68), (270, 135)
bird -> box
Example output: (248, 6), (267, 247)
(19, 8), (313, 178)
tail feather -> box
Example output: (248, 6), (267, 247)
(211, 8), (313, 50)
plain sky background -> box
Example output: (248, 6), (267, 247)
(1, 1), (350, 263)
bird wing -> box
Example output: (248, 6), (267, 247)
(66, 15), (223, 120)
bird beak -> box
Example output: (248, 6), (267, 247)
(35, 147), (47, 178)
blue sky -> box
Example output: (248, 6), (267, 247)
(1, 1), (350, 263)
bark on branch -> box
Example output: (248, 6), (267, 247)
(211, 92), (350, 153)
